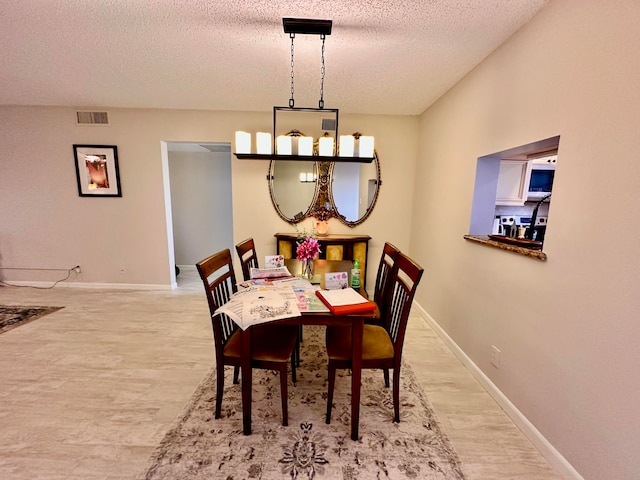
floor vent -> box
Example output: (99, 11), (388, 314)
(76, 111), (109, 125)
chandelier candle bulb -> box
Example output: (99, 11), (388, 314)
(339, 135), (355, 156)
(256, 132), (272, 154)
(235, 131), (251, 154)
(291, 136), (299, 155)
(276, 135), (292, 155)
(319, 136), (334, 156)
(298, 136), (314, 156)
(359, 136), (375, 158)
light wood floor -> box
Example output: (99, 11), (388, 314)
(0, 271), (562, 479)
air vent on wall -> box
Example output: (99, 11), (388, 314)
(76, 111), (109, 125)
(321, 118), (336, 131)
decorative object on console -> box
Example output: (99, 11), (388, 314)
(234, 18), (374, 163)
(315, 219), (329, 236)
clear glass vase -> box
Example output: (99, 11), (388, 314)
(303, 259), (314, 280)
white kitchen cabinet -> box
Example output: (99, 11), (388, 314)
(496, 160), (532, 206)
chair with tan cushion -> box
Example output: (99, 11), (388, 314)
(196, 249), (298, 426)
(369, 242), (401, 387)
(325, 252), (424, 424)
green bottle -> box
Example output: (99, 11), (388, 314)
(350, 259), (361, 289)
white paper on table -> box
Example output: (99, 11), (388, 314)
(295, 287), (330, 312)
(214, 285), (300, 330)
(315, 288), (369, 306)
(271, 276), (313, 289)
(213, 294), (244, 325)
(269, 278), (328, 312)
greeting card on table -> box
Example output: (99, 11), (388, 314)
(265, 255), (285, 268)
(325, 271), (349, 290)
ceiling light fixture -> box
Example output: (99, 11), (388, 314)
(234, 18), (374, 163)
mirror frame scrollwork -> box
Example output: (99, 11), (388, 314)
(268, 150), (381, 227)
(306, 160), (334, 221)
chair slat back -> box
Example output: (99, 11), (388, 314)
(382, 253), (424, 356)
(235, 238), (259, 281)
(373, 242), (401, 310)
(196, 249), (238, 348)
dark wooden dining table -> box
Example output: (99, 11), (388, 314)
(239, 258), (375, 441)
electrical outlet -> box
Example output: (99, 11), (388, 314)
(491, 345), (501, 368)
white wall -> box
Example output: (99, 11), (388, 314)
(410, 1), (640, 478)
(0, 107), (417, 291)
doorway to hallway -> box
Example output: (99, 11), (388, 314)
(163, 141), (233, 287)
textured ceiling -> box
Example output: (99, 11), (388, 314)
(0, 0), (549, 115)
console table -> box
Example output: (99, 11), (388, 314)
(274, 233), (372, 289)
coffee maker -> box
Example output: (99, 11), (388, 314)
(498, 216), (516, 237)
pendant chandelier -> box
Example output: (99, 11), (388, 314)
(234, 18), (375, 163)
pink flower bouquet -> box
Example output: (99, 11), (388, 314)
(296, 236), (320, 262)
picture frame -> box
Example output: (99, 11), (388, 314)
(73, 144), (122, 197)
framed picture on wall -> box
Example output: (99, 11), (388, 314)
(73, 144), (122, 197)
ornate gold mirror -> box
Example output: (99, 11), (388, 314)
(268, 159), (319, 223)
(329, 153), (380, 226)
(268, 147), (381, 226)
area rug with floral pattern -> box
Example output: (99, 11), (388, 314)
(0, 305), (63, 335)
(140, 325), (465, 480)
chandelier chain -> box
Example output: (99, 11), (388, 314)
(289, 33), (295, 108)
(319, 34), (326, 109)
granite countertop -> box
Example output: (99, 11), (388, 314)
(464, 235), (547, 261)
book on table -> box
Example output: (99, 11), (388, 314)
(315, 288), (376, 315)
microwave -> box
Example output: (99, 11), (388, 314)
(527, 155), (556, 201)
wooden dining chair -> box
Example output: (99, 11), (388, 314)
(373, 242), (401, 314)
(370, 242), (401, 387)
(235, 237), (303, 366)
(325, 252), (424, 424)
(196, 249), (298, 426)
(235, 238), (259, 281)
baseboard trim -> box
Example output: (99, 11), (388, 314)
(413, 302), (583, 480)
(176, 264), (197, 272)
(1, 280), (172, 290)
